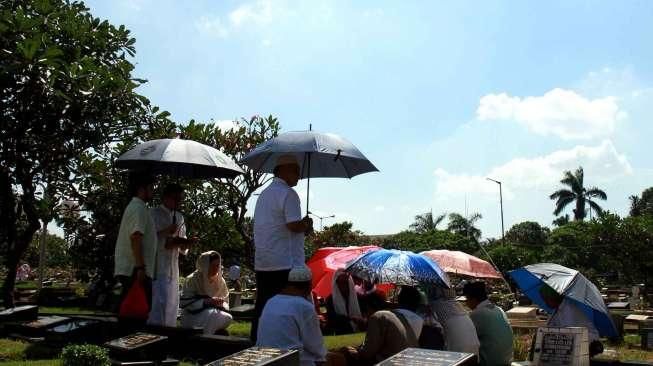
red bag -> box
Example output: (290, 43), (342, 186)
(119, 281), (149, 319)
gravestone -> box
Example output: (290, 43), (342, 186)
(641, 320), (653, 351)
(204, 347), (299, 366)
(533, 327), (589, 366)
(106, 332), (168, 362)
(0, 305), (38, 322)
(377, 348), (476, 366)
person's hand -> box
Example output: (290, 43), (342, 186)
(135, 268), (146, 284)
(302, 216), (314, 234)
(164, 223), (178, 236)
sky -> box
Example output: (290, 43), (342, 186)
(77, 0), (653, 238)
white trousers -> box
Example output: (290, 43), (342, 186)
(147, 277), (180, 327)
(181, 308), (233, 335)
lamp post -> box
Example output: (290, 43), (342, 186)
(308, 211), (335, 230)
(486, 177), (505, 241)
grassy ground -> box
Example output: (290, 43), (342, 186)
(3, 320), (652, 364)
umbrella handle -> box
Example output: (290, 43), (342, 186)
(306, 152), (311, 214)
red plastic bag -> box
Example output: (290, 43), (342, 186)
(119, 281), (149, 319)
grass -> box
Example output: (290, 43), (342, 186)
(38, 306), (112, 316)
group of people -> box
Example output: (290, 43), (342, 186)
(114, 174), (233, 334)
(114, 154), (603, 366)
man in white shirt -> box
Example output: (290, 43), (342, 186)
(256, 265), (327, 366)
(251, 155), (313, 341)
(147, 184), (197, 327)
(540, 284), (600, 342)
(114, 172), (157, 323)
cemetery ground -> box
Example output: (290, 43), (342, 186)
(2, 279), (653, 365)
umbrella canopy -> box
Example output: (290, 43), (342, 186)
(307, 245), (382, 298)
(240, 131), (378, 179)
(115, 139), (244, 179)
(421, 250), (502, 279)
(345, 249), (451, 288)
(508, 263), (617, 338)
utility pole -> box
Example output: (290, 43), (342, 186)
(486, 177), (505, 241)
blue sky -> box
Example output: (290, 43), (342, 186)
(82, 0), (653, 238)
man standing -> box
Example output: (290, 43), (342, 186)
(256, 265), (327, 366)
(114, 172), (157, 322)
(463, 281), (513, 366)
(251, 155), (313, 341)
(148, 183), (197, 327)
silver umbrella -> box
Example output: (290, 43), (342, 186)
(116, 138), (244, 224)
(240, 129), (378, 210)
(115, 138), (244, 179)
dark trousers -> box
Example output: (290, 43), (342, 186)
(116, 273), (153, 327)
(250, 269), (290, 341)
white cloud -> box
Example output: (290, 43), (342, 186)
(229, 0), (273, 27)
(374, 205), (386, 212)
(477, 88), (626, 140)
(195, 16), (229, 38)
(214, 119), (238, 132)
(434, 140), (632, 198)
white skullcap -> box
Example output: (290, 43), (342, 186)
(288, 264), (312, 283)
(228, 265), (241, 281)
(275, 154), (299, 167)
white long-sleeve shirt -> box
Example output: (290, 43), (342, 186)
(256, 294), (327, 366)
(548, 298), (600, 342)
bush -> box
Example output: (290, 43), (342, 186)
(60, 344), (110, 366)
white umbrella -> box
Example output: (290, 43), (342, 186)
(115, 138), (244, 179)
(240, 130), (378, 210)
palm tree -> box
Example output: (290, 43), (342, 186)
(446, 212), (482, 241)
(410, 211), (446, 233)
(629, 195), (642, 217)
(549, 167), (607, 221)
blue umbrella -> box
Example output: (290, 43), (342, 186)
(345, 249), (451, 288)
(509, 263), (617, 338)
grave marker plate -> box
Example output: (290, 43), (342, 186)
(204, 347), (299, 366)
(376, 348), (476, 366)
(533, 327), (589, 366)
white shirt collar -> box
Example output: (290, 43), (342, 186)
(272, 177), (290, 187)
(159, 204), (175, 214)
(132, 197), (146, 205)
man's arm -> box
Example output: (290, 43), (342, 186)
(356, 313), (384, 362)
(129, 232), (146, 282)
(286, 217), (313, 233)
(301, 305), (327, 363)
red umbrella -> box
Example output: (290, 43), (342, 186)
(307, 245), (381, 298)
(421, 249), (502, 279)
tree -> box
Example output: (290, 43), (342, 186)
(310, 222), (363, 247)
(1, 0), (161, 307)
(505, 221), (549, 246)
(552, 214), (570, 227)
(410, 211), (447, 233)
(24, 233), (70, 269)
(446, 213), (483, 242)
(549, 167), (607, 221)
(629, 187), (653, 217)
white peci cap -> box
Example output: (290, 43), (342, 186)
(288, 264), (312, 283)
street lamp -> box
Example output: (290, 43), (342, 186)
(308, 211), (335, 230)
(486, 177), (505, 241)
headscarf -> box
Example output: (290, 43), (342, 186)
(187, 251), (229, 300)
(331, 269), (362, 330)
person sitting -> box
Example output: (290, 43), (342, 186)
(539, 284), (603, 356)
(428, 286), (480, 356)
(354, 276), (386, 315)
(344, 286), (423, 365)
(324, 269), (363, 335)
(256, 265), (327, 366)
(180, 251), (232, 335)
(463, 281), (513, 366)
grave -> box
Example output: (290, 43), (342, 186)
(532, 327), (589, 366)
(607, 302), (630, 310)
(204, 347), (299, 366)
(377, 348), (476, 366)
(641, 320), (653, 351)
(624, 314), (653, 332)
(46, 318), (103, 343)
(229, 304), (255, 320)
(0, 305), (38, 322)
(507, 307), (538, 319)
(5, 315), (71, 337)
(105, 332), (169, 362)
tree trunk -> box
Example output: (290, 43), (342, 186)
(574, 197), (586, 221)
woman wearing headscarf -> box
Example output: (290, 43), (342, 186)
(427, 286), (480, 356)
(180, 251), (232, 334)
(324, 269), (363, 335)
